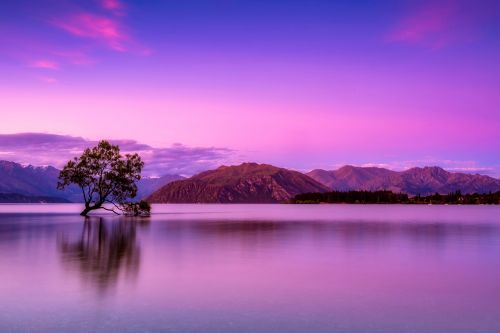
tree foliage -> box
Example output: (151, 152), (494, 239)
(293, 190), (409, 204)
(57, 140), (144, 216)
(292, 190), (500, 205)
(121, 200), (151, 217)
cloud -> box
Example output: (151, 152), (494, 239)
(51, 13), (129, 52)
(29, 59), (59, 70)
(52, 50), (96, 66)
(387, 5), (454, 48)
(100, 0), (126, 16)
(0, 133), (498, 178)
(0, 133), (236, 177)
(1, 0), (149, 81)
(386, 0), (499, 49)
(39, 77), (58, 84)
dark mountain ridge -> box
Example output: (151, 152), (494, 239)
(148, 162), (330, 203)
(307, 165), (500, 196)
(136, 174), (185, 199)
(0, 193), (71, 203)
(2, 159), (499, 203)
(0, 160), (182, 203)
(0, 160), (79, 201)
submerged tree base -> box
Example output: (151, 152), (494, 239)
(79, 201), (151, 217)
(80, 205), (102, 216)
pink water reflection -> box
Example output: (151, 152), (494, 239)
(0, 205), (499, 332)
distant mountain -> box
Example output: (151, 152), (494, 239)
(307, 165), (500, 196)
(148, 162), (330, 203)
(136, 174), (185, 199)
(0, 160), (182, 203)
(0, 193), (71, 203)
(3, 158), (498, 202)
(0, 160), (80, 202)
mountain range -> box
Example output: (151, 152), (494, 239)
(148, 163), (500, 203)
(0, 161), (80, 202)
(2, 159), (500, 203)
(0, 160), (183, 203)
(0, 193), (72, 203)
(135, 174), (185, 199)
(147, 163), (329, 203)
(307, 165), (500, 196)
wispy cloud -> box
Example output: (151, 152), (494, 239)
(52, 50), (96, 66)
(0, 133), (236, 177)
(39, 77), (58, 84)
(386, 0), (499, 49)
(0, 0), (149, 84)
(51, 13), (129, 52)
(100, 0), (126, 16)
(387, 4), (455, 48)
(29, 59), (59, 70)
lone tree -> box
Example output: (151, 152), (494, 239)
(57, 140), (144, 216)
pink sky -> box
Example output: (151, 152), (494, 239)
(0, 0), (499, 175)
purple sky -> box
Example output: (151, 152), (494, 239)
(1, 0), (499, 176)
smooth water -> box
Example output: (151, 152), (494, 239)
(1, 204), (499, 333)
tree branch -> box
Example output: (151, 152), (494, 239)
(100, 206), (120, 215)
(105, 200), (124, 213)
(81, 187), (88, 204)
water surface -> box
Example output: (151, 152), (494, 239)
(1, 204), (499, 332)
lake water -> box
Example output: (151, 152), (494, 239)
(1, 204), (500, 332)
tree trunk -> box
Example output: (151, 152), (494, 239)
(80, 204), (101, 216)
(80, 207), (92, 216)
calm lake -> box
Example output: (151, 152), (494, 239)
(1, 204), (499, 332)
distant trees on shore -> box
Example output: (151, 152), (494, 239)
(292, 190), (500, 205)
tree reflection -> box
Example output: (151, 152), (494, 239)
(59, 217), (148, 293)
